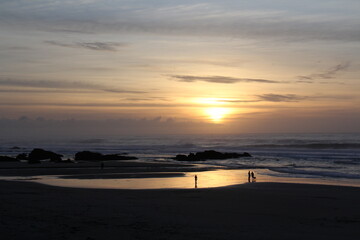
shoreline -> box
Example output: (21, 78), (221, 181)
(1, 161), (360, 189)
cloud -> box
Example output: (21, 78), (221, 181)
(171, 62), (350, 85)
(0, 101), (192, 108)
(125, 97), (170, 101)
(256, 94), (307, 102)
(102, 89), (146, 94)
(215, 99), (260, 103)
(297, 62), (350, 82)
(44, 41), (128, 51)
(0, 78), (93, 89)
(0, 78), (146, 94)
(256, 93), (353, 102)
(170, 75), (280, 84)
(0, 89), (90, 94)
(47, 28), (94, 34)
(1, 1), (360, 43)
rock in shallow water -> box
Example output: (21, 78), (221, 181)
(174, 150), (251, 161)
(28, 148), (63, 163)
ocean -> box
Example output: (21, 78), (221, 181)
(1, 133), (360, 186)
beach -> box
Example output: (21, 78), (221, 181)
(2, 0), (360, 238)
(1, 162), (360, 240)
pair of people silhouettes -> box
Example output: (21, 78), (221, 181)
(248, 171), (256, 182)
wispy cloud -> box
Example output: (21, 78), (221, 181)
(170, 75), (280, 84)
(2, 1), (359, 43)
(0, 78), (146, 94)
(171, 62), (350, 85)
(47, 28), (94, 34)
(297, 62), (350, 82)
(0, 102), (192, 108)
(0, 89), (91, 94)
(44, 41), (128, 51)
(0, 78), (92, 89)
(217, 99), (260, 103)
(256, 93), (353, 102)
(102, 89), (146, 94)
(257, 94), (306, 102)
(125, 97), (170, 102)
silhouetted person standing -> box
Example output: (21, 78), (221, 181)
(248, 171), (251, 182)
(251, 171), (256, 182)
(195, 175), (198, 188)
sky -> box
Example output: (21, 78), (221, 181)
(0, 0), (360, 136)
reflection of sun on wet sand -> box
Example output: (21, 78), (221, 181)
(18, 169), (251, 189)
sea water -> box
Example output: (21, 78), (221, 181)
(1, 133), (360, 186)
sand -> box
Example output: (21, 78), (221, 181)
(0, 183), (359, 239)
(0, 162), (360, 239)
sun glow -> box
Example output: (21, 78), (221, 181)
(195, 98), (232, 105)
(196, 98), (224, 105)
(205, 107), (231, 123)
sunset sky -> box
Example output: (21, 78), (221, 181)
(1, 0), (359, 135)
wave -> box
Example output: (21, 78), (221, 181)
(334, 160), (360, 165)
(269, 167), (360, 179)
(245, 143), (360, 149)
(74, 138), (106, 144)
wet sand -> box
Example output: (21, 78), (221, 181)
(0, 161), (360, 239)
(0, 161), (203, 177)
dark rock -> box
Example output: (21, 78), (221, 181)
(16, 153), (28, 160)
(75, 151), (138, 161)
(28, 148), (63, 162)
(243, 152), (252, 157)
(75, 151), (103, 161)
(28, 158), (41, 164)
(173, 154), (188, 161)
(0, 156), (18, 162)
(102, 154), (138, 160)
(174, 150), (252, 161)
(63, 159), (74, 163)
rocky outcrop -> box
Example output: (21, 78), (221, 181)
(75, 151), (138, 161)
(28, 148), (63, 163)
(174, 150), (251, 161)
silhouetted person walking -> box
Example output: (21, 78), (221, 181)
(195, 175), (198, 188)
(248, 171), (251, 182)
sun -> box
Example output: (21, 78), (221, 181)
(205, 107), (231, 123)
